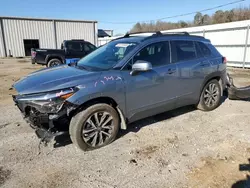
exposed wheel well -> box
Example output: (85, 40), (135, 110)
(70, 97), (119, 119)
(69, 97), (127, 130)
(82, 97), (118, 108)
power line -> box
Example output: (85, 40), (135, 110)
(99, 0), (245, 24)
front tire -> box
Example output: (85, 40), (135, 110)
(47, 58), (62, 67)
(69, 103), (120, 151)
(197, 79), (222, 111)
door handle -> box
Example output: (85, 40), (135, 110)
(200, 61), (210, 66)
(167, 68), (176, 74)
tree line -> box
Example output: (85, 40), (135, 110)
(130, 7), (250, 32)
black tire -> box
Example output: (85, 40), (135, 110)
(69, 103), (120, 151)
(47, 58), (62, 67)
(197, 79), (222, 111)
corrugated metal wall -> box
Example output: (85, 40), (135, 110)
(0, 20), (5, 57)
(163, 20), (250, 68)
(0, 17), (97, 57)
(3, 19), (55, 57)
(98, 20), (250, 68)
(56, 21), (95, 48)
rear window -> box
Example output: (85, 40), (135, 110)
(198, 42), (211, 57)
(171, 40), (197, 62)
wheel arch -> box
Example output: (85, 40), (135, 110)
(200, 72), (223, 96)
(45, 55), (64, 65)
(69, 96), (127, 130)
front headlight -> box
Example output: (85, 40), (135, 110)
(17, 87), (78, 113)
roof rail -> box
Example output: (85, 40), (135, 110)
(124, 31), (163, 37)
(110, 31), (193, 43)
(162, 31), (189, 35)
(71, 39), (85, 41)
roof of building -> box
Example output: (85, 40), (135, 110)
(0, 16), (97, 23)
(98, 29), (112, 37)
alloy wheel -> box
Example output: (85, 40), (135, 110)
(203, 83), (220, 108)
(82, 111), (114, 147)
(50, 61), (60, 67)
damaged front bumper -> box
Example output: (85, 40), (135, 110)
(227, 74), (250, 100)
(12, 89), (79, 143)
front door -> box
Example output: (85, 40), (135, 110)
(122, 41), (179, 122)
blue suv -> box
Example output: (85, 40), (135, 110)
(13, 31), (227, 151)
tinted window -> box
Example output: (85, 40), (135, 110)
(195, 42), (204, 58)
(77, 41), (137, 70)
(198, 42), (211, 57)
(172, 40), (196, 62)
(83, 43), (97, 53)
(88, 43), (96, 50)
(133, 41), (170, 67)
(83, 43), (91, 52)
(67, 42), (81, 51)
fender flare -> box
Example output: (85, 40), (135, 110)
(200, 71), (223, 95)
(45, 54), (65, 64)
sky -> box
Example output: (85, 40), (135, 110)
(0, 0), (249, 34)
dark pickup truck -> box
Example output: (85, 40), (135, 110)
(31, 40), (97, 67)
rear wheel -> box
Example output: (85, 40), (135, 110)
(197, 79), (222, 111)
(47, 58), (62, 67)
(69, 103), (120, 151)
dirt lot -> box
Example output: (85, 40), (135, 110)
(0, 58), (250, 188)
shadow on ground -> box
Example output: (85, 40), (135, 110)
(53, 105), (196, 148)
(48, 93), (233, 149)
(232, 159), (250, 188)
(118, 105), (196, 138)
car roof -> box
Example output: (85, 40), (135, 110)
(111, 36), (147, 43)
(113, 31), (210, 44)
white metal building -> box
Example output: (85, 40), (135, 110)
(98, 20), (250, 68)
(162, 20), (250, 68)
(0, 16), (98, 57)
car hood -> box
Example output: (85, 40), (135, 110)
(13, 65), (101, 95)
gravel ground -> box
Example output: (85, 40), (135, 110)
(0, 58), (250, 188)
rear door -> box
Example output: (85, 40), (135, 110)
(196, 41), (215, 76)
(170, 40), (206, 106)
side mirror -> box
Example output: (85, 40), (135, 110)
(130, 60), (152, 76)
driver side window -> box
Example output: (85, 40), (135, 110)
(125, 41), (170, 70)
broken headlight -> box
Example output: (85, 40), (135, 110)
(16, 87), (78, 114)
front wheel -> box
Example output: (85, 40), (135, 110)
(69, 103), (120, 151)
(197, 79), (222, 111)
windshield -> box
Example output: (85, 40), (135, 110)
(77, 40), (138, 70)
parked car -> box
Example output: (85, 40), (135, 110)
(31, 40), (97, 67)
(13, 31), (228, 151)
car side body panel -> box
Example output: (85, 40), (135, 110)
(66, 70), (127, 116)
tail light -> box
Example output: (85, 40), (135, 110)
(223, 57), (227, 64)
(31, 51), (36, 58)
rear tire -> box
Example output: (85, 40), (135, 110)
(197, 79), (222, 111)
(69, 103), (120, 151)
(47, 58), (62, 67)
